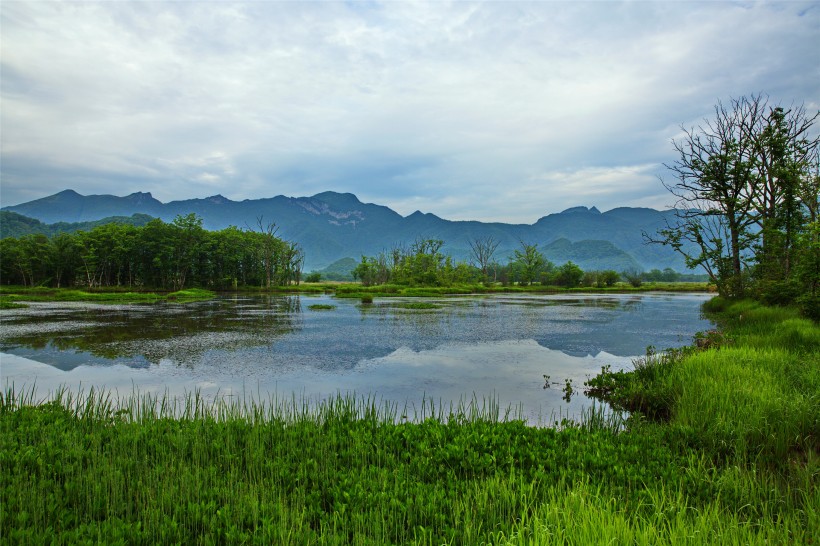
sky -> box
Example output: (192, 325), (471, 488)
(1, 1), (819, 223)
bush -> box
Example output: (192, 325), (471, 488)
(755, 279), (802, 306)
(622, 269), (643, 287)
(796, 294), (820, 322)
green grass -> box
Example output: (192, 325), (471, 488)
(2, 386), (816, 543)
(329, 281), (710, 299)
(0, 295), (28, 309)
(0, 286), (216, 305)
(165, 288), (217, 302)
(308, 304), (337, 310)
(1, 296), (816, 543)
(391, 302), (441, 310)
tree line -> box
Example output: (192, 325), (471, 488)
(653, 94), (819, 318)
(351, 237), (697, 288)
(0, 214), (304, 290)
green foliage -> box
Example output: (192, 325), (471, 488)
(587, 298), (820, 469)
(0, 215), (303, 291)
(354, 239), (481, 288)
(553, 261), (584, 287)
(1, 385), (814, 544)
(513, 242), (547, 286)
(653, 95), (819, 301)
(308, 304), (336, 310)
(622, 268), (643, 287)
(0, 210), (155, 240)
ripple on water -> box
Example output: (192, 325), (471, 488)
(0, 293), (713, 422)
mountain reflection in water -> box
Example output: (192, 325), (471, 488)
(1, 293), (712, 423)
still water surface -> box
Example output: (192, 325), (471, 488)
(0, 293), (712, 423)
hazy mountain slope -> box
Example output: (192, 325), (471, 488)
(0, 210), (156, 239)
(3, 190), (691, 272)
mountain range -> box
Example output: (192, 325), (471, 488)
(2, 189), (691, 273)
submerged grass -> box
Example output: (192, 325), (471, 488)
(308, 303), (337, 310)
(326, 281), (710, 300)
(0, 286), (216, 305)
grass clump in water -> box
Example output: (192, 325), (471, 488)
(392, 301), (441, 310)
(165, 288), (216, 301)
(308, 303), (336, 310)
(0, 295), (28, 309)
(0, 286), (216, 304)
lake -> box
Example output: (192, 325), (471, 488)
(0, 292), (713, 423)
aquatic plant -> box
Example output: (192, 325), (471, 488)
(308, 304), (336, 310)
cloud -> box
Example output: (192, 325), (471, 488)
(1, 1), (818, 221)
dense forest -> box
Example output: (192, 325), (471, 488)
(0, 214), (304, 290)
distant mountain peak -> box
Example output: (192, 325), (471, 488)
(310, 191), (362, 205)
(561, 206), (599, 214)
(125, 191), (157, 201)
(56, 189), (81, 197)
(295, 195), (365, 225)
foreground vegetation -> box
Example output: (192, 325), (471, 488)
(1, 298), (817, 544)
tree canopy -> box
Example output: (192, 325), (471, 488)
(651, 94), (819, 317)
(0, 215), (303, 290)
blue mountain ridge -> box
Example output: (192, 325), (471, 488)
(3, 190), (689, 272)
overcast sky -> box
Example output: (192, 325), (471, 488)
(1, 1), (818, 222)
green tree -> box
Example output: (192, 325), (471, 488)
(749, 104), (819, 286)
(650, 96), (761, 297)
(513, 242), (545, 286)
(554, 261), (583, 287)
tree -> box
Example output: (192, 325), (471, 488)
(254, 216), (283, 289)
(468, 235), (500, 283)
(513, 241), (545, 286)
(747, 103), (820, 284)
(649, 96), (761, 297)
(651, 94), (819, 306)
(600, 270), (620, 287)
(554, 261), (583, 287)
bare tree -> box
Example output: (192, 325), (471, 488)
(468, 235), (500, 282)
(253, 216), (280, 289)
(647, 96), (762, 297)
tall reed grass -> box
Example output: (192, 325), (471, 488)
(2, 383), (815, 544)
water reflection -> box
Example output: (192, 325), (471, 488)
(1, 292), (713, 422)
(1, 296), (302, 369)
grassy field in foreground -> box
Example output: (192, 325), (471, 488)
(1, 298), (817, 544)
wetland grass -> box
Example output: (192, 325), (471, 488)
(0, 286), (215, 305)
(1, 297), (816, 544)
(308, 304), (337, 310)
(2, 383), (815, 544)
